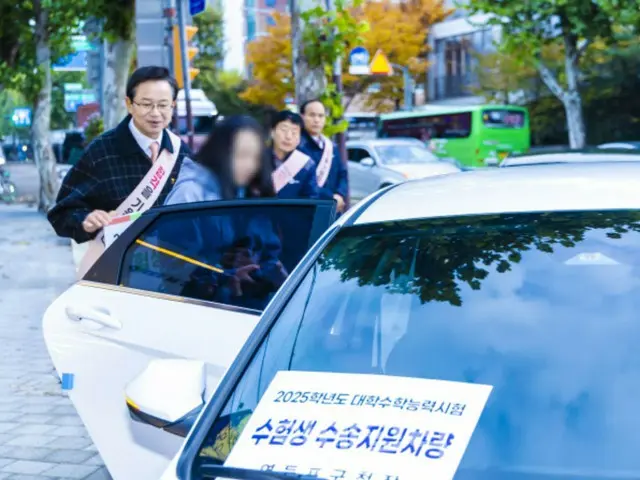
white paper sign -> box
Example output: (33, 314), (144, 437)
(224, 371), (493, 480)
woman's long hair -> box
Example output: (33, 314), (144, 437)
(195, 115), (275, 200)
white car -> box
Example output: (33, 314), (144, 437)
(43, 199), (337, 480)
(501, 151), (640, 167)
(141, 163), (640, 479)
(346, 138), (461, 202)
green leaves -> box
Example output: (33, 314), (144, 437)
(302, 2), (368, 135)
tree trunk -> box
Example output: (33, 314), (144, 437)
(536, 32), (586, 149)
(32, 0), (59, 212)
(290, 0), (326, 105)
(561, 34), (586, 149)
(102, 38), (135, 130)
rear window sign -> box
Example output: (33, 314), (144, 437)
(565, 252), (620, 265)
(222, 371), (493, 479)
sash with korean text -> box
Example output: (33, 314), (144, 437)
(76, 130), (181, 279)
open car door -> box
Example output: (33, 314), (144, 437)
(43, 199), (335, 480)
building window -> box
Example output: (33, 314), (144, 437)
(432, 29), (494, 101)
(247, 16), (256, 41)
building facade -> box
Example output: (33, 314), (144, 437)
(221, 0), (289, 75)
(427, 0), (499, 105)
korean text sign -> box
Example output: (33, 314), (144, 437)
(224, 371), (493, 480)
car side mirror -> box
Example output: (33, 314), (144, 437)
(360, 157), (375, 167)
(125, 359), (205, 438)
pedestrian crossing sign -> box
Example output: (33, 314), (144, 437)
(369, 50), (393, 76)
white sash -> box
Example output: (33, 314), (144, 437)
(272, 150), (311, 193)
(76, 130), (182, 279)
(316, 135), (333, 188)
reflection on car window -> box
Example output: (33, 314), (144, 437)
(194, 210), (640, 477)
(375, 145), (439, 164)
(120, 205), (316, 311)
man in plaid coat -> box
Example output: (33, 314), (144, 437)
(48, 66), (191, 244)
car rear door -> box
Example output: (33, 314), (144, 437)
(42, 199), (335, 480)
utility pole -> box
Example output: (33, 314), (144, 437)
(164, 5), (179, 132)
(175, 0), (194, 150)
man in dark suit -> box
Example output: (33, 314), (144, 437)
(298, 99), (349, 214)
(48, 66), (191, 243)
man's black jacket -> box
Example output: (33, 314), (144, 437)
(48, 116), (190, 244)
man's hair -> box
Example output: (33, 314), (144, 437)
(126, 66), (179, 101)
(271, 110), (304, 129)
(300, 98), (326, 114)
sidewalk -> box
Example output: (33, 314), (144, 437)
(0, 204), (110, 479)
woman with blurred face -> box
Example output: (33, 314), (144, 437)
(165, 115), (274, 204)
(270, 110), (319, 199)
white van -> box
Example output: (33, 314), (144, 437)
(176, 89), (218, 152)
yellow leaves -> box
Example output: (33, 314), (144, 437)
(345, 0), (451, 111)
(239, 12), (294, 109)
(240, 0), (452, 111)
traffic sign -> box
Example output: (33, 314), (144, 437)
(370, 50), (393, 76)
(348, 46), (370, 75)
(189, 0), (206, 16)
(11, 108), (31, 127)
(64, 90), (96, 113)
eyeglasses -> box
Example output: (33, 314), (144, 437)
(132, 101), (174, 114)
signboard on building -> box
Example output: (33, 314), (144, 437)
(64, 90), (97, 113)
(54, 35), (95, 72)
(11, 108), (31, 127)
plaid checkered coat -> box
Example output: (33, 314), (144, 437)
(47, 115), (190, 243)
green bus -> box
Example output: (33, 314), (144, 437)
(378, 104), (530, 168)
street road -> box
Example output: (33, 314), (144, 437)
(0, 204), (110, 479)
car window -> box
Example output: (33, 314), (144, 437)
(347, 148), (372, 163)
(192, 210), (640, 478)
(375, 144), (439, 165)
(120, 205), (319, 312)
(178, 116), (215, 135)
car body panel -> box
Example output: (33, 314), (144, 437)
(43, 199), (336, 480)
(168, 162), (640, 480)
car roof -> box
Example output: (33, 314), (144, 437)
(346, 138), (424, 147)
(501, 151), (640, 167)
(353, 162), (640, 225)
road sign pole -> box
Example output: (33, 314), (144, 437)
(403, 66), (413, 111)
(176, 0), (194, 150)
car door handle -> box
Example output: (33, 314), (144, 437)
(65, 305), (122, 330)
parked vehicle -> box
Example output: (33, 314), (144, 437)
(500, 150), (640, 167)
(597, 141), (640, 150)
(378, 105), (530, 168)
(347, 138), (461, 202)
(43, 199), (336, 479)
(176, 89), (217, 153)
(0, 152), (16, 203)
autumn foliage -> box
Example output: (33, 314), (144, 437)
(239, 12), (294, 108)
(241, 0), (452, 110)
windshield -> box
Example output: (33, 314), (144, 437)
(374, 144), (439, 165)
(196, 210), (640, 479)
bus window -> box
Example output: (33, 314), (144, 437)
(482, 109), (525, 128)
(382, 112), (472, 140)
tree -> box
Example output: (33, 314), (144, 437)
(290, 0), (327, 105)
(192, 6), (225, 86)
(88, 0), (135, 130)
(342, 0), (450, 112)
(0, 0), (84, 210)
(466, 0), (627, 149)
(240, 12), (294, 109)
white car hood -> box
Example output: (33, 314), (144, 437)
(386, 162), (460, 179)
